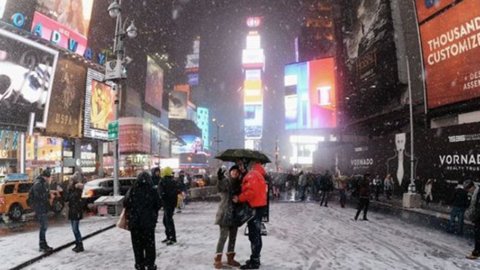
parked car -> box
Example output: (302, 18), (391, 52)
(81, 177), (136, 207)
(0, 174), (64, 221)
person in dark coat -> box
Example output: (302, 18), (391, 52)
(319, 170), (333, 207)
(158, 167), (180, 245)
(354, 174), (371, 221)
(447, 180), (474, 235)
(151, 167), (161, 188)
(31, 168), (53, 252)
(66, 172), (85, 252)
(214, 165), (242, 269)
(124, 171), (161, 270)
(467, 182), (480, 259)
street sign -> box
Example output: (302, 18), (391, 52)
(108, 120), (119, 140)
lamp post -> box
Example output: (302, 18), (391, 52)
(105, 0), (137, 197)
(212, 118), (224, 154)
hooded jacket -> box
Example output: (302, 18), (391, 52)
(151, 167), (161, 187)
(158, 175), (180, 209)
(124, 172), (161, 230)
(238, 163), (267, 208)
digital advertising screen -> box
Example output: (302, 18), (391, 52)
(419, 0), (480, 109)
(244, 104), (263, 139)
(146, 56), (164, 112)
(284, 58), (336, 130)
(32, 0), (94, 55)
(0, 29), (59, 129)
(84, 69), (114, 140)
(172, 135), (204, 154)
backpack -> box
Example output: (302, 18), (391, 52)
(27, 184), (35, 207)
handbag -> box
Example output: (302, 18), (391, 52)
(234, 203), (254, 227)
(116, 208), (129, 230)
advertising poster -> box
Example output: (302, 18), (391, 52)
(32, 0), (94, 55)
(0, 29), (58, 129)
(46, 58), (86, 137)
(419, 0), (480, 109)
(146, 56), (164, 112)
(415, 0), (455, 23)
(119, 118), (151, 154)
(84, 69), (114, 140)
(169, 91), (188, 119)
(342, 0), (400, 122)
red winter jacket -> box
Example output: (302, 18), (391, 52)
(238, 163), (267, 208)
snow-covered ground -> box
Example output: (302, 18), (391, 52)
(5, 202), (479, 270)
(0, 215), (116, 269)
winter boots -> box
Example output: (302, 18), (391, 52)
(466, 251), (480, 260)
(39, 244), (53, 253)
(72, 242), (84, 252)
(240, 258), (261, 269)
(226, 252), (241, 267)
(214, 253), (222, 269)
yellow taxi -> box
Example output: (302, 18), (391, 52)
(0, 174), (64, 221)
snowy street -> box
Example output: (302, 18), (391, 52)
(6, 202), (477, 270)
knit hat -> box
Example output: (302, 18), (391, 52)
(161, 167), (174, 178)
(229, 165), (240, 173)
(464, 180), (474, 189)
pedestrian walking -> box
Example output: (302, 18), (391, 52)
(373, 175), (382, 201)
(319, 170), (333, 207)
(124, 171), (161, 270)
(30, 167), (53, 252)
(466, 182), (480, 260)
(424, 178), (433, 205)
(233, 161), (268, 270)
(447, 180), (474, 235)
(151, 167), (161, 188)
(354, 174), (371, 221)
(336, 175), (347, 208)
(176, 171), (188, 213)
(66, 172), (85, 252)
(384, 174), (394, 200)
(158, 167), (180, 245)
(298, 171), (307, 201)
(214, 165), (242, 269)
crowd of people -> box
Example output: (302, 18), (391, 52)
(27, 164), (480, 268)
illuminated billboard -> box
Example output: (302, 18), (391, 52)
(84, 69), (114, 140)
(284, 58), (336, 130)
(0, 29), (59, 129)
(146, 56), (164, 112)
(169, 90), (188, 119)
(172, 135), (204, 154)
(419, 0), (480, 109)
(32, 0), (94, 55)
(244, 104), (263, 139)
(415, 0), (455, 24)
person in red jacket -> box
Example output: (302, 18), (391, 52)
(233, 161), (267, 269)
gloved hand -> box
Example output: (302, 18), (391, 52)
(217, 168), (225, 180)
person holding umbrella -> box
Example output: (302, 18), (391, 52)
(233, 160), (268, 269)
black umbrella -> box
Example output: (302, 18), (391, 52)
(215, 148), (271, 163)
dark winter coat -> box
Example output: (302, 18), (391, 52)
(177, 175), (188, 193)
(124, 173), (161, 230)
(451, 186), (470, 209)
(320, 174), (334, 191)
(215, 173), (242, 226)
(470, 188), (480, 223)
(358, 178), (370, 199)
(158, 176), (180, 209)
(151, 167), (161, 187)
(31, 176), (50, 214)
(66, 185), (84, 220)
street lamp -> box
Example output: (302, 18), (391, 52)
(212, 118), (224, 154)
(105, 0), (137, 197)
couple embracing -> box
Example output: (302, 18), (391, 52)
(214, 161), (267, 269)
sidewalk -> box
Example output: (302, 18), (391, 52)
(0, 215), (116, 269)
